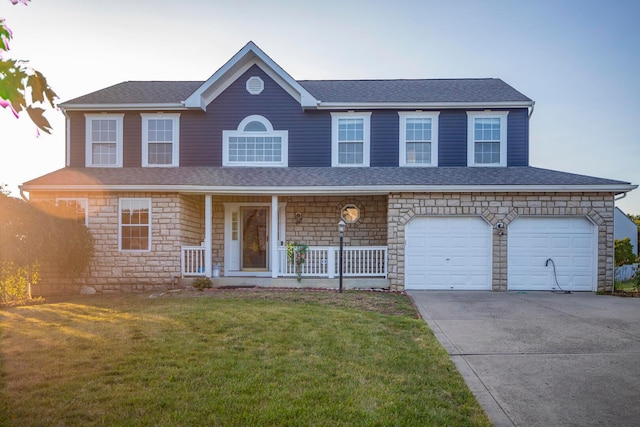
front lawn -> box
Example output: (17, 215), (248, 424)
(0, 290), (490, 426)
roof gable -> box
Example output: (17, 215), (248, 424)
(183, 41), (318, 110)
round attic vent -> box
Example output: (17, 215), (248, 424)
(246, 76), (264, 95)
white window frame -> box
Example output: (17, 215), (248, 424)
(222, 115), (288, 167)
(56, 198), (89, 226)
(331, 112), (371, 167)
(398, 111), (439, 167)
(84, 114), (124, 167)
(467, 111), (509, 167)
(141, 113), (180, 167)
(118, 198), (152, 252)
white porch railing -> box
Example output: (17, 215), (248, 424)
(182, 245), (387, 278)
(278, 246), (387, 278)
(181, 246), (206, 277)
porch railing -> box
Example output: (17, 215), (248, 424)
(278, 246), (387, 278)
(181, 245), (387, 279)
(181, 245), (206, 277)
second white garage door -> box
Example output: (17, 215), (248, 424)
(508, 217), (596, 291)
(405, 216), (492, 290)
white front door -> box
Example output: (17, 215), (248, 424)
(224, 203), (286, 275)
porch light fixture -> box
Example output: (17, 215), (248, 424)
(338, 220), (346, 293)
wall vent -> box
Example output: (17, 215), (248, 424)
(246, 76), (264, 95)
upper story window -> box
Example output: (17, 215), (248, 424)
(331, 112), (371, 167)
(222, 115), (288, 167)
(85, 114), (123, 167)
(141, 113), (180, 167)
(467, 111), (509, 166)
(399, 112), (439, 167)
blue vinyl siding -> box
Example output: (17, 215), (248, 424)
(370, 111), (399, 166)
(438, 110), (468, 167)
(180, 65), (331, 167)
(66, 66), (529, 168)
(506, 109), (528, 166)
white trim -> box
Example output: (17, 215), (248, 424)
(246, 76), (264, 95)
(118, 198), (152, 252)
(184, 41), (318, 110)
(141, 113), (180, 167)
(55, 197), (89, 226)
(204, 195), (212, 277)
(64, 111), (71, 167)
(62, 103), (187, 112)
(467, 111), (509, 167)
(222, 115), (288, 167)
(317, 101), (533, 110)
(398, 112), (440, 167)
(21, 183), (638, 195)
(271, 196), (279, 278)
(84, 113), (124, 167)
(331, 112), (371, 167)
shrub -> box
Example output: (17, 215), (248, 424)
(0, 194), (94, 302)
(614, 238), (636, 267)
(192, 277), (213, 291)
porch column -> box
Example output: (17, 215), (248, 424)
(271, 195), (279, 278)
(204, 194), (212, 277)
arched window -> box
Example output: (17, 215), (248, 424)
(222, 115), (288, 167)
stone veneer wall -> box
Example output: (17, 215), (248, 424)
(386, 192), (615, 292)
(29, 192), (209, 294)
(284, 195), (387, 246)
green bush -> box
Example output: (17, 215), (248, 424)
(614, 238), (636, 267)
(0, 193), (94, 303)
(192, 277), (213, 291)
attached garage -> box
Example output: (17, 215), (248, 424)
(508, 217), (597, 291)
(405, 216), (492, 290)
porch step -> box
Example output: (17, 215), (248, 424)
(177, 277), (390, 290)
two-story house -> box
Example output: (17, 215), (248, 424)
(21, 42), (636, 294)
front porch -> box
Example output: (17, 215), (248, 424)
(179, 193), (389, 283)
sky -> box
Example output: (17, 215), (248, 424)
(1, 0), (639, 213)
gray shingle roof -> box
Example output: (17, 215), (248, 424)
(63, 81), (203, 105)
(21, 167), (631, 192)
(299, 79), (532, 103)
(61, 78), (531, 106)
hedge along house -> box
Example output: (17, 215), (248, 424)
(21, 42), (636, 294)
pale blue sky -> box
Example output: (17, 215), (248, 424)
(2, 0), (639, 212)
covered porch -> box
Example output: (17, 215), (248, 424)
(179, 194), (389, 282)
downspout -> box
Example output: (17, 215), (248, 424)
(528, 101), (535, 119)
(612, 192), (628, 294)
(19, 187), (29, 202)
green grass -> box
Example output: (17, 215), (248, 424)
(0, 290), (491, 426)
(615, 279), (639, 292)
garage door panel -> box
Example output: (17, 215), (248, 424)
(405, 216), (492, 290)
(508, 217), (596, 291)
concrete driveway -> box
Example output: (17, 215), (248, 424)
(408, 291), (640, 427)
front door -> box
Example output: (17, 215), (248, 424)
(241, 207), (268, 270)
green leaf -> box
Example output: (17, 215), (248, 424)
(26, 106), (52, 134)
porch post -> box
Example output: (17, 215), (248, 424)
(271, 195), (279, 278)
(204, 194), (212, 277)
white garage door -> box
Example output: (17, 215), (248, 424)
(405, 216), (492, 290)
(508, 217), (596, 291)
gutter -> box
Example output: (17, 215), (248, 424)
(19, 183), (638, 195)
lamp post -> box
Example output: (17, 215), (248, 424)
(338, 220), (345, 293)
